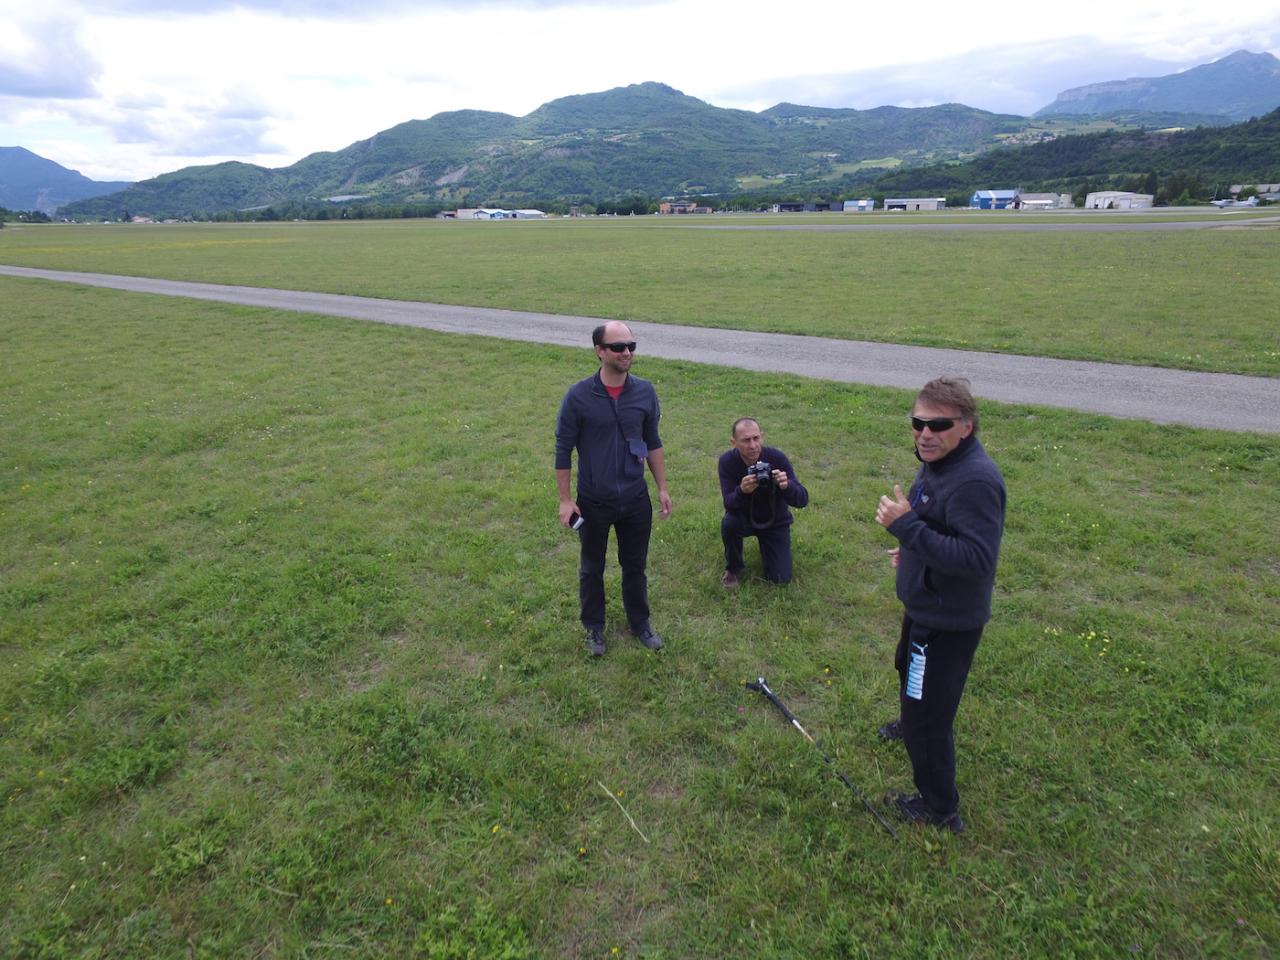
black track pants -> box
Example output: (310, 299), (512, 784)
(721, 512), (794, 584)
(895, 614), (983, 816)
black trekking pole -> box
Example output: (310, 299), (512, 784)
(745, 676), (897, 839)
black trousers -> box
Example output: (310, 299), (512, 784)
(577, 491), (652, 633)
(721, 513), (793, 584)
(895, 614), (983, 816)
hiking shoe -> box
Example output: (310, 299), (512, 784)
(884, 791), (965, 835)
(721, 569), (741, 588)
(877, 718), (903, 741)
(585, 628), (606, 657)
(633, 625), (663, 651)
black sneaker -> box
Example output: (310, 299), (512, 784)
(884, 791), (965, 835)
(585, 628), (606, 657)
(633, 625), (663, 651)
(877, 718), (903, 741)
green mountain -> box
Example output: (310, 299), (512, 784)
(764, 101), (1028, 155)
(57, 61), (1280, 220)
(60, 83), (1030, 219)
(0, 147), (132, 214)
(1036, 50), (1280, 121)
(868, 107), (1280, 201)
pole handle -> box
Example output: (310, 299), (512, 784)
(749, 677), (802, 727)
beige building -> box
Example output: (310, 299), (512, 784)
(1084, 191), (1153, 210)
(1018, 192), (1074, 209)
(883, 197), (946, 211)
(659, 200), (712, 214)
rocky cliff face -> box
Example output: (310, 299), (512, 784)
(1036, 50), (1280, 120)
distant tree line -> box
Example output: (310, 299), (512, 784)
(72, 198), (607, 222)
(52, 170), (1278, 225)
(198, 196), (664, 220)
(0, 207), (52, 223)
(205, 200), (452, 222)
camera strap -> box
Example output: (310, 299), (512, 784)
(748, 481), (779, 529)
(609, 388), (646, 463)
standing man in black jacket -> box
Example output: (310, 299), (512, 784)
(717, 417), (809, 587)
(874, 377), (1006, 834)
(556, 321), (672, 657)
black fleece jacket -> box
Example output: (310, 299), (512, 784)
(886, 435), (1006, 631)
(718, 446), (809, 527)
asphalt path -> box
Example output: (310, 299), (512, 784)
(3, 264), (1276, 434)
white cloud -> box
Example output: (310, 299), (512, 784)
(69, 0), (670, 16)
(0, 17), (102, 98)
(713, 42), (1207, 116)
(0, 0), (1277, 182)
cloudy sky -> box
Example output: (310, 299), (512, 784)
(2, 0), (1278, 183)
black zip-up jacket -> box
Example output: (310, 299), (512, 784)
(718, 446), (809, 528)
(555, 371), (663, 504)
(886, 435), (1006, 631)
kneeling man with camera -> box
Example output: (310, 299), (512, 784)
(718, 417), (809, 587)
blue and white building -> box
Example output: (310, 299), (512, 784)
(970, 189), (1019, 209)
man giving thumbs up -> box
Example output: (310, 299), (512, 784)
(874, 377), (1007, 835)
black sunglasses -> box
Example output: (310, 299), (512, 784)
(602, 341), (637, 353)
(910, 415), (960, 432)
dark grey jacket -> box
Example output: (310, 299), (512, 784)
(555, 371), (663, 504)
(887, 435), (1006, 631)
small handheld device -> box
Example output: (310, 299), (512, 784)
(569, 512), (585, 531)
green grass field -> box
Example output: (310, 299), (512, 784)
(2, 275), (1277, 958)
(2, 217), (1277, 375)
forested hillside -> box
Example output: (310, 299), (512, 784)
(54, 78), (1280, 220)
(866, 107), (1280, 205)
(56, 84), (1037, 219)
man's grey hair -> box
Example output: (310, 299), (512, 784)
(917, 377), (978, 432)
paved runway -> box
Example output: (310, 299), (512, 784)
(3, 264), (1276, 434)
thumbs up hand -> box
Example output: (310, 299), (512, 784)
(875, 484), (912, 528)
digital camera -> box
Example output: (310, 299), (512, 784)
(746, 461), (773, 487)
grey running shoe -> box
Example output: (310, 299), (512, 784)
(634, 625), (663, 651)
(877, 718), (903, 741)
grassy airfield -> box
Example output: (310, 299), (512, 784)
(1, 214), (1277, 375)
(1, 219), (1277, 957)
